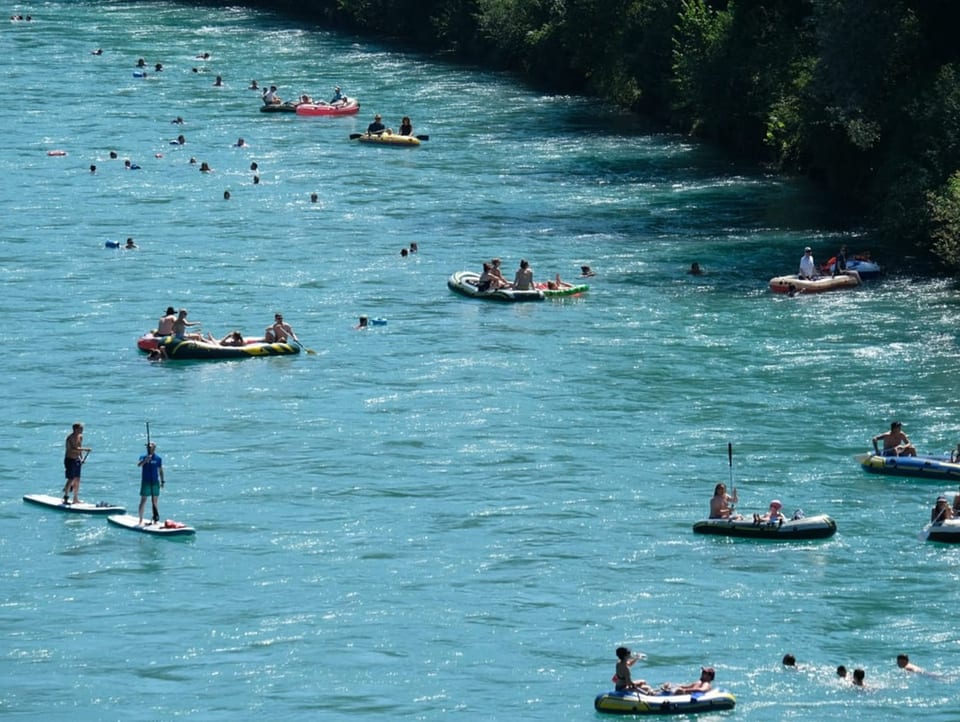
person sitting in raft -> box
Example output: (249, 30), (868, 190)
(931, 495), (954, 524)
(513, 259), (534, 290)
(367, 114), (386, 135)
(330, 85), (344, 103)
(613, 647), (654, 694)
(262, 85), (281, 105)
(661, 666), (715, 695)
(477, 263), (498, 292)
(832, 244), (862, 284)
(156, 307), (176, 336)
(798, 246), (817, 280)
(264, 313), (299, 344)
(489, 258), (511, 288)
(172, 308), (203, 341)
(709, 483), (739, 519)
(399, 116), (413, 136)
(298, 94), (313, 105)
(872, 420), (917, 457)
(755, 499), (786, 524)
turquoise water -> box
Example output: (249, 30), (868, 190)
(2, 3), (960, 720)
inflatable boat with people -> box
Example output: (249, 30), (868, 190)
(594, 688), (736, 715)
(137, 333), (300, 360)
(855, 452), (960, 480)
(447, 270), (544, 302)
(693, 513), (837, 540)
(769, 274), (860, 294)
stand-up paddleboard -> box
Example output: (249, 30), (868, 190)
(107, 514), (195, 536)
(23, 494), (125, 515)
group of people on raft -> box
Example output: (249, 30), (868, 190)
(262, 83), (352, 108)
(476, 257), (577, 293)
(154, 307), (299, 346)
(613, 647), (717, 696)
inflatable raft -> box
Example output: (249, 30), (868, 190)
(137, 333), (300, 360)
(693, 513), (837, 540)
(924, 518), (960, 543)
(594, 688), (736, 715)
(447, 271), (544, 302)
(855, 453), (960, 480)
(769, 274), (860, 294)
(356, 132), (421, 147)
(259, 101), (298, 113)
(534, 280), (589, 298)
(295, 99), (360, 116)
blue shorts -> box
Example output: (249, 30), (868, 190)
(64, 458), (82, 480)
(139, 481), (161, 497)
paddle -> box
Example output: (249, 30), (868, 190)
(291, 337), (316, 355)
(348, 133), (429, 141)
(727, 442), (738, 512)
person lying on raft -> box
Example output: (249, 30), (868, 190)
(659, 666), (715, 695)
(206, 331), (245, 347)
(536, 274), (575, 291)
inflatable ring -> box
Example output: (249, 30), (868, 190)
(47, 149), (67, 156)
(370, 318), (387, 326)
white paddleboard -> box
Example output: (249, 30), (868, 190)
(107, 514), (195, 536)
(23, 493), (125, 515)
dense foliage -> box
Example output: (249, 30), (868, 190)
(241, 0), (960, 270)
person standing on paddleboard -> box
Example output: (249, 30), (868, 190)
(137, 442), (165, 525)
(62, 422), (91, 504)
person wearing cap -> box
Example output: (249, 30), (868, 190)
(156, 306), (177, 336)
(367, 113), (385, 135)
(765, 499), (786, 523)
(331, 85), (344, 103)
(931, 495), (953, 524)
(798, 246), (817, 280)
(872, 420), (917, 457)
(137, 440), (165, 525)
(663, 666), (715, 695)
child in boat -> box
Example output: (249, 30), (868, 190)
(755, 500), (786, 524)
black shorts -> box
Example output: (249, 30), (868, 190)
(64, 457), (82, 480)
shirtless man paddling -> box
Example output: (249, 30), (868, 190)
(62, 423), (91, 504)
